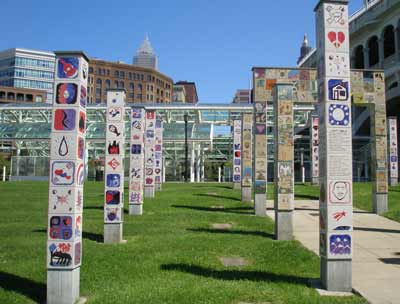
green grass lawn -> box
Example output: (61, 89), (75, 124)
(0, 182), (368, 304)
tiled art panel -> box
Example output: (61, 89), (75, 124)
(311, 116), (320, 182)
(274, 84), (294, 211)
(129, 108), (145, 207)
(104, 91), (125, 224)
(242, 113), (253, 187)
(388, 118), (398, 181)
(47, 52), (88, 270)
(145, 111), (156, 189)
(233, 119), (242, 184)
(154, 119), (163, 188)
(316, 0), (353, 261)
(254, 101), (267, 194)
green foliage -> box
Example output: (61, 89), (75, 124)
(0, 182), (368, 304)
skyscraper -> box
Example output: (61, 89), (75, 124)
(133, 35), (158, 70)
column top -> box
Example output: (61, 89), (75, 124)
(314, 0), (349, 12)
(54, 51), (90, 62)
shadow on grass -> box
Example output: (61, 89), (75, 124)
(160, 263), (311, 286)
(354, 227), (400, 234)
(84, 205), (103, 210)
(295, 194), (319, 200)
(0, 272), (46, 303)
(194, 193), (241, 201)
(171, 205), (253, 214)
(32, 229), (103, 242)
(187, 228), (274, 239)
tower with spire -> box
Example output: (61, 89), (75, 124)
(297, 34), (312, 65)
(133, 34), (158, 70)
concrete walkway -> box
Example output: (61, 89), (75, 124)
(266, 200), (400, 304)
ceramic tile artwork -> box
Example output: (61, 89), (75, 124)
(129, 108), (145, 206)
(274, 84), (294, 211)
(104, 91), (125, 224)
(388, 118), (398, 180)
(47, 53), (88, 270)
(145, 111), (156, 187)
(311, 116), (320, 180)
(254, 101), (267, 194)
(233, 119), (242, 184)
(242, 113), (253, 187)
(154, 118), (163, 187)
(316, 1), (352, 260)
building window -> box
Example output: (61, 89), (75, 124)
(96, 78), (102, 87)
(16, 93), (24, 101)
(114, 81), (119, 88)
(129, 93), (134, 98)
(137, 94), (142, 100)
(353, 45), (364, 69)
(120, 71), (125, 78)
(35, 95), (42, 102)
(114, 70), (119, 77)
(0, 91), (5, 99)
(119, 81), (124, 88)
(26, 94), (33, 102)
(147, 75), (151, 82)
(105, 79), (111, 88)
(7, 92), (15, 100)
(383, 25), (395, 58)
(130, 83), (134, 90)
(96, 88), (101, 96)
(138, 84), (142, 92)
(89, 67), (94, 74)
(368, 36), (379, 66)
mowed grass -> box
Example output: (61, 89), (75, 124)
(0, 182), (368, 304)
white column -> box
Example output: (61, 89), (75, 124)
(388, 117), (398, 186)
(315, 0), (352, 292)
(196, 146), (201, 182)
(129, 107), (145, 215)
(144, 110), (156, 197)
(162, 156), (166, 183)
(218, 167), (221, 183)
(47, 51), (89, 304)
(190, 144), (195, 182)
(104, 90), (126, 243)
(2, 166), (6, 182)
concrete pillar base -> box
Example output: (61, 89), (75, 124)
(233, 183), (241, 190)
(47, 267), (80, 304)
(104, 223), (123, 244)
(144, 186), (155, 198)
(254, 194), (267, 216)
(320, 258), (352, 292)
(155, 184), (162, 191)
(389, 178), (398, 187)
(129, 204), (143, 215)
(241, 186), (251, 202)
(311, 177), (319, 186)
(373, 193), (388, 214)
(275, 211), (294, 240)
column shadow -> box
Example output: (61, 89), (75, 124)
(160, 263), (311, 286)
(194, 193), (241, 201)
(354, 227), (400, 234)
(0, 271), (46, 303)
(379, 258), (400, 265)
(294, 194), (319, 200)
(171, 205), (253, 214)
(187, 228), (274, 239)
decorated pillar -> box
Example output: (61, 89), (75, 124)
(155, 118), (163, 191)
(371, 72), (388, 213)
(47, 51), (89, 304)
(241, 113), (253, 202)
(104, 90), (126, 243)
(315, 0), (353, 291)
(254, 102), (267, 216)
(233, 119), (242, 190)
(144, 110), (156, 197)
(311, 115), (320, 185)
(273, 83), (294, 240)
(129, 107), (145, 215)
(388, 117), (398, 186)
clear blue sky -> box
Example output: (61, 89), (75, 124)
(1, 0), (363, 103)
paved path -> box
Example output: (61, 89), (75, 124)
(266, 200), (400, 304)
